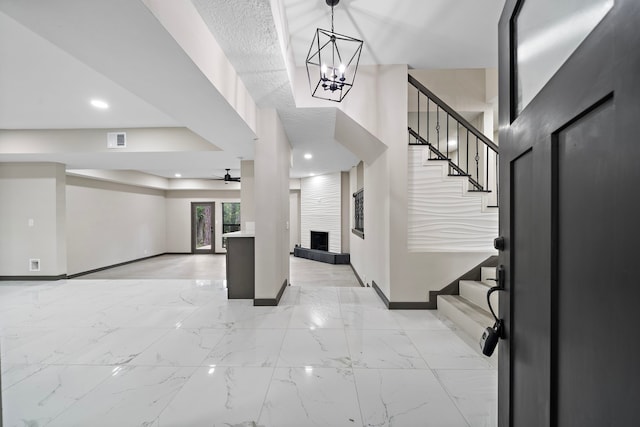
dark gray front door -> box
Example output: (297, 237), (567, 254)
(498, 1), (640, 426)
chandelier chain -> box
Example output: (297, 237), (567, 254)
(331, 4), (334, 33)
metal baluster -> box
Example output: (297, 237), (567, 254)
(475, 136), (480, 189)
(456, 122), (460, 175)
(485, 144), (489, 191)
(496, 152), (499, 206)
(466, 129), (470, 187)
(417, 88), (420, 138)
(436, 105), (440, 157)
(427, 97), (431, 159)
(446, 114), (450, 162)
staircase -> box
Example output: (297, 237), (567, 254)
(408, 74), (499, 207)
(437, 267), (499, 360)
(407, 74), (500, 361)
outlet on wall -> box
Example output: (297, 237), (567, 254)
(29, 259), (40, 272)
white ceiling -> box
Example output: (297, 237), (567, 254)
(0, 0), (505, 180)
(283, 0), (505, 69)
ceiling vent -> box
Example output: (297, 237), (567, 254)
(107, 132), (127, 149)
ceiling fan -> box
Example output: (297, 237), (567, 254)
(212, 168), (240, 183)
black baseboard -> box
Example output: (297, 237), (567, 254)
(389, 301), (433, 310)
(372, 281), (390, 308)
(372, 280), (433, 310)
(350, 264), (365, 287)
(67, 253), (166, 278)
(254, 279), (288, 306)
(0, 274), (67, 282)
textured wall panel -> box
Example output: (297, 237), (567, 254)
(408, 147), (498, 252)
(301, 173), (342, 253)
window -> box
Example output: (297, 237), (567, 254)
(222, 202), (241, 249)
(513, 0), (613, 117)
(352, 188), (364, 238)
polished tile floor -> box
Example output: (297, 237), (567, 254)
(0, 255), (496, 426)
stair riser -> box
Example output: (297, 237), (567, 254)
(437, 296), (498, 365)
(481, 266), (496, 283)
(438, 296), (487, 343)
(459, 281), (499, 314)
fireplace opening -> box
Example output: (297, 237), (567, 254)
(310, 231), (329, 252)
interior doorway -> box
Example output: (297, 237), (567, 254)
(191, 202), (215, 254)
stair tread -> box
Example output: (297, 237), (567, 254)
(459, 279), (491, 288)
(460, 279), (496, 289)
(438, 295), (493, 324)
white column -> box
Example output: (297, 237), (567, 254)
(240, 160), (255, 232)
(254, 109), (291, 302)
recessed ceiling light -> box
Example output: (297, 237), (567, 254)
(174, 173), (182, 178)
(90, 99), (109, 109)
(304, 153), (313, 160)
(309, 172), (316, 177)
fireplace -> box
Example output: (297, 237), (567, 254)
(310, 231), (329, 252)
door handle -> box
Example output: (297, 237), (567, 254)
(480, 265), (506, 356)
(489, 264), (505, 289)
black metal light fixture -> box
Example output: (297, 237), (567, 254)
(305, 0), (363, 102)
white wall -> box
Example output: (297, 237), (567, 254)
(289, 190), (300, 252)
(407, 147), (498, 252)
(0, 163), (66, 276)
(165, 190), (240, 253)
(300, 172), (342, 253)
(66, 176), (165, 275)
(409, 69), (490, 113)
(340, 172), (350, 254)
(349, 166), (365, 284)
(409, 68), (498, 142)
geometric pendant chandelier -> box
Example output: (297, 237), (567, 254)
(305, 0), (363, 102)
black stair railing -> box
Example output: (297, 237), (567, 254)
(408, 75), (499, 207)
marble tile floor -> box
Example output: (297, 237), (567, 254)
(79, 254), (362, 289)
(0, 269), (496, 426)
(77, 254), (228, 280)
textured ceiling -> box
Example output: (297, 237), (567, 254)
(193, 0), (295, 108)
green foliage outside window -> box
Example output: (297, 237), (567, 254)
(222, 202), (241, 248)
